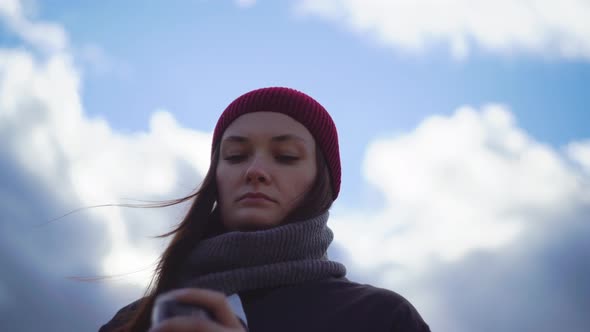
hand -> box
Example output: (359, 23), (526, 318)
(148, 288), (246, 332)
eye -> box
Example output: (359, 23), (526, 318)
(276, 155), (299, 163)
(224, 155), (247, 163)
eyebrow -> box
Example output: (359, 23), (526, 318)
(222, 134), (307, 143)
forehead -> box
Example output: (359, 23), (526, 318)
(221, 112), (315, 142)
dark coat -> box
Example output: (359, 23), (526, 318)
(99, 277), (430, 332)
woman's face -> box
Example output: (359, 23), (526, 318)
(216, 112), (317, 231)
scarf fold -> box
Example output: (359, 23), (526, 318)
(178, 211), (347, 295)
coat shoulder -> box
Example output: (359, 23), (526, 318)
(318, 277), (431, 332)
(98, 298), (144, 332)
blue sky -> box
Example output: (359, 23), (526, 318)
(1, 1), (589, 331)
(34, 0), (590, 208)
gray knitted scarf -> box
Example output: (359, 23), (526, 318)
(178, 211), (346, 295)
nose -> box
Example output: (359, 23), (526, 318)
(245, 157), (271, 184)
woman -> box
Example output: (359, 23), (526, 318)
(100, 87), (431, 332)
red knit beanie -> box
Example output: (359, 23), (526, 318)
(212, 87), (341, 200)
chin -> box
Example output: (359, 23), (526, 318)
(228, 211), (282, 231)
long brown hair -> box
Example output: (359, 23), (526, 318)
(119, 143), (334, 331)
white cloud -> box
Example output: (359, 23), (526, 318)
(567, 140), (590, 175)
(0, 52), (211, 287)
(331, 104), (590, 286)
(294, 0), (590, 60)
(0, 0), (67, 52)
(0, 0), (24, 20)
(0, 4), (212, 289)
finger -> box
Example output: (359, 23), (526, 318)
(162, 288), (242, 329)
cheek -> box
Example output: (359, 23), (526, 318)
(216, 165), (246, 207)
(284, 168), (316, 199)
(215, 167), (232, 201)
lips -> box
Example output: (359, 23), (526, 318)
(237, 192), (275, 202)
